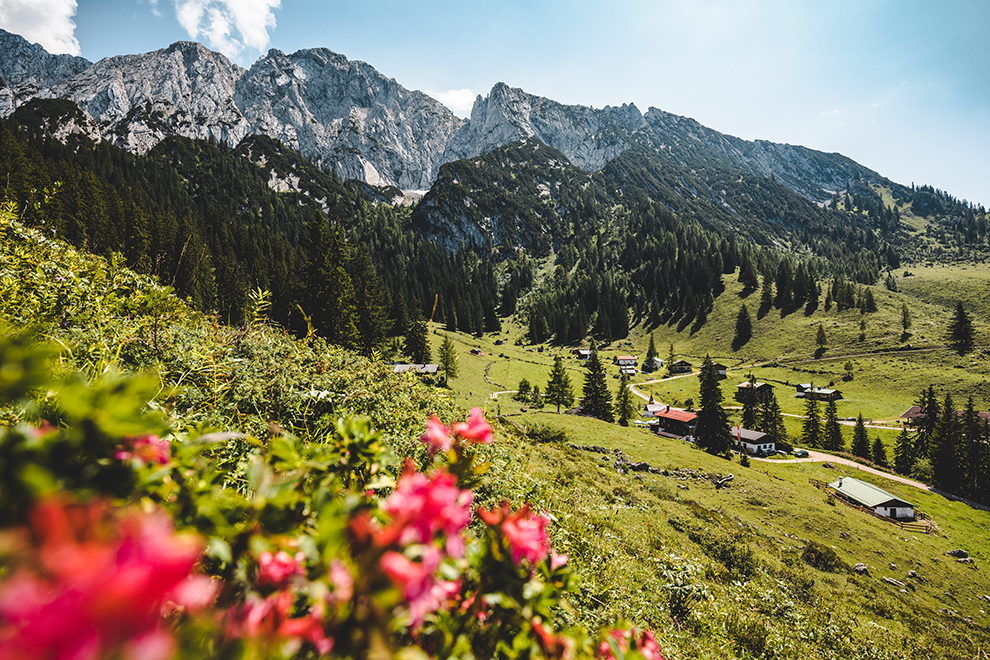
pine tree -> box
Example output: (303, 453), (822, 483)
(303, 211), (359, 349)
(851, 414), (871, 459)
(758, 394), (788, 444)
(403, 314), (430, 364)
(644, 333), (658, 372)
(695, 355), (732, 455)
(912, 386), (939, 461)
(615, 376), (635, 427)
(961, 397), (984, 499)
(871, 437), (888, 467)
(438, 335), (458, 386)
(582, 348), (613, 422)
(948, 301), (974, 351)
(740, 377), (759, 429)
(931, 392), (961, 492)
(665, 343), (675, 378)
(546, 356), (574, 414)
(815, 324), (827, 354)
(734, 304), (752, 348)
(759, 273), (774, 314)
(802, 395), (823, 448)
(894, 426), (914, 475)
(351, 245), (390, 356)
(823, 398), (844, 451)
(901, 301), (912, 337)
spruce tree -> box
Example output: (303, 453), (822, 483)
(665, 343), (675, 378)
(757, 393), (787, 444)
(644, 334), (658, 372)
(403, 314), (430, 364)
(815, 323), (827, 355)
(802, 395), (823, 448)
(901, 302), (912, 337)
(695, 355), (732, 455)
(734, 304), (752, 348)
(948, 301), (974, 351)
(740, 377), (759, 429)
(615, 376), (635, 427)
(931, 392), (961, 492)
(351, 245), (390, 356)
(759, 273), (774, 314)
(871, 437), (888, 466)
(304, 211), (359, 349)
(894, 426), (914, 475)
(851, 414), (871, 459)
(438, 335), (458, 385)
(546, 356), (574, 414)
(961, 397), (983, 499)
(913, 386), (939, 461)
(823, 398), (844, 451)
(582, 348), (613, 422)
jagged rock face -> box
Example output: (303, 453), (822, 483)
(0, 30), (90, 116)
(235, 48), (462, 190)
(446, 82), (637, 172)
(0, 27), (887, 202)
(44, 41), (251, 153)
(640, 108), (882, 203)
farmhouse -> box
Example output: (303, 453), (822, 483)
(797, 384), (842, 401)
(712, 363), (728, 379)
(828, 477), (915, 520)
(731, 426), (775, 455)
(900, 405), (990, 424)
(574, 349), (593, 360)
(669, 359), (693, 374)
(735, 381), (774, 401)
(654, 406), (697, 440)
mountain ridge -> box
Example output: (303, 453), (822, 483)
(0, 27), (894, 204)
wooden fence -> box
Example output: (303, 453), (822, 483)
(809, 479), (934, 534)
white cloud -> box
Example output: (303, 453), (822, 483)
(0, 0), (80, 55)
(173, 0), (279, 58)
(430, 88), (478, 118)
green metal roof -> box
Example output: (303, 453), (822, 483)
(828, 477), (913, 508)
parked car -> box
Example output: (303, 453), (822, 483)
(793, 449), (809, 458)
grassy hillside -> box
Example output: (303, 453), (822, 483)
(5, 199), (990, 659)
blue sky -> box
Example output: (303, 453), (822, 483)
(2, 0), (988, 207)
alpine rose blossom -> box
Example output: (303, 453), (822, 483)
(0, 497), (214, 660)
(381, 461), (473, 557)
(114, 434), (171, 465)
(452, 407), (493, 444)
(478, 502), (551, 565)
(420, 415), (453, 455)
(381, 549), (458, 627)
(257, 550), (306, 587)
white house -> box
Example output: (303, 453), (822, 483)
(828, 477), (915, 520)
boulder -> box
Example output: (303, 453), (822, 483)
(854, 563), (869, 575)
(947, 549), (969, 559)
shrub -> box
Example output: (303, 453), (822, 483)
(802, 540), (846, 573)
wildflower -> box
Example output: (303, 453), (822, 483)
(257, 550), (306, 588)
(381, 461), (472, 557)
(114, 434), (171, 465)
(327, 559), (353, 605)
(381, 548), (458, 627)
(420, 415), (453, 455)
(452, 407), (493, 444)
(550, 551), (569, 570)
(0, 496), (213, 660)
(478, 501), (550, 565)
(532, 617), (574, 659)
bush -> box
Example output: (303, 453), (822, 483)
(801, 540), (846, 573)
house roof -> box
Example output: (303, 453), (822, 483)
(672, 359), (692, 366)
(712, 363), (728, 370)
(617, 355), (637, 361)
(731, 426), (769, 443)
(393, 363), (439, 374)
(901, 405), (990, 422)
(656, 408), (697, 423)
(828, 477), (913, 508)
(737, 381), (771, 389)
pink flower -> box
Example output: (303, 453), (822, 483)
(0, 497), (210, 660)
(598, 628), (665, 660)
(381, 549), (457, 627)
(327, 559), (353, 605)
(550, 551), (569, 570)
(478, 502), (550, 565)
(452, 407), (493, 444)
(420, 415), (453, 455)
(257, 550), (306, 588)
(114, 434), (171, 465)
(381, 461), (472, 557)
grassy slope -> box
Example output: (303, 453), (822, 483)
(429, 260), (990, 658)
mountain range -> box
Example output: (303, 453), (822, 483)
(1, 28), (884, 200)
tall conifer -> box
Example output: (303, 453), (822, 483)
(695, 356), (732, 455)
(582, 348), (613, 422)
